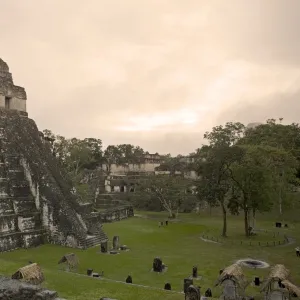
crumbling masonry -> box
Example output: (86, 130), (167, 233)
(0, 58), (108, 251)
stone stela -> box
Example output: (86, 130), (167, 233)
(101, 241), (108, 253)
(185, 285), (201, 300)
(192, 266), (198, 278)
(112, 236), (120, 250)
(152, 257), (166, 273)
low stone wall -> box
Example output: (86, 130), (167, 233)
(99, 205), (134, 223)
(0, 276), (65, 299)
(94, 192), (130, 209)
(200, 232), (288, 247)
(84, 205), (134, 225)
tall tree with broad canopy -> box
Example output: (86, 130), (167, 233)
(227, 145), (298, 236)
(196, 145), (242, 237)
(103, 145), (123, 172)
(238, 118), (300, 215)
(138, 174), (193, 218)
(65, 138), (95, 178)
(196, 122), (246, 237)
(103, 144), (145, 172)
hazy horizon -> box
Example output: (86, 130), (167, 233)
(1, 0), (300, 155)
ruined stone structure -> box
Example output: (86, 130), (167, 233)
(0, 276), (65, 300)
(79, 203), (134, 224)
(103, 153), (163, 175)
(0, 59), (26, 112)
(95, 194), (129, 210)
(98, 205), (134, 223)
(0, 59), (107, 251)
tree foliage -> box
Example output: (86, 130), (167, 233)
(196, 119), (300, 237)
(227, 145), (277, 235)
(42, 117), (300, 227)
(197, 122), (246, 236)
(138, 175), (194, 218)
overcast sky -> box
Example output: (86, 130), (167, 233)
(1, 0), (300, 155)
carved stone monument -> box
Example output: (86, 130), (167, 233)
(153, 257), (163, 272)
(164, 283), (171, 290)
(185, 285), (200, 300)
(184, 278), (194, 293)
(192, 266), (198, 278)
(205, 288), (212, 297)
(101, 241), (108, 253)
(112, 236), (119, 250)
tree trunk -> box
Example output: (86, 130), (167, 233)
(279, 186), (282, 216)
(244, 209), (249, 237)
(252, 209), (256, 228)
(163, 205), (174, 218)
(279, 169), (284, 216)
(221, 201), (227, 237)
(168, 211), (175, 218)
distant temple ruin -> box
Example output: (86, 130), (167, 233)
(0, 58), (109, 251)
(0, 58), (26, 112)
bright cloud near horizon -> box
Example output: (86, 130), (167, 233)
(1, 0), (300, 155)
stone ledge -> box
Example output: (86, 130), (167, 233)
(0, 228), (46, 238)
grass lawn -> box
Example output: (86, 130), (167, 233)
(0, 210), (299, 300)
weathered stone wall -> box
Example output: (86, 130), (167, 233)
(0, 58), (26, 112)
(84, 205), (134, 226)
(0, 108), (106, 251)
(103, 163), (160, 174)
(100, 205), (134, 223)
(0, 276), (66, 300)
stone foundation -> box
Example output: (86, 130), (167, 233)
(0, 276), (65, 299)
(99, 205), (134, 223)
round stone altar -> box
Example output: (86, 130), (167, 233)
(236, 258), (269, 268)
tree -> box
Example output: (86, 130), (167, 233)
(103, 144), (145, 172)
(263, 146), (299, 216)
(240, 119), (300, 161)
(42, 129), (70, 168)
(42, 129), (56, 154)
(227, 145), (297, 236)
(196, 145), (242, 236)
(238, 119), (300, 215)
(65, 138), (94, 178)
(196, 122), (246, 237)
(82, 138), (103, 169)
(138, 175), (192, 218)
(204, 122), (245, 147)
(103, 145), (123, 172)
(117, 144), (145, 165)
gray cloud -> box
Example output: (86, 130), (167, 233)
(216, 88), (300, 127)
(1, 0), (300, 154)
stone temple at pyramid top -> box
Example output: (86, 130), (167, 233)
(0, 58), (27, 112)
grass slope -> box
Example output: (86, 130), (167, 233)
(0, 211), (299, 300)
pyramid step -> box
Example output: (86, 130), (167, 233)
(85, 235), (102, 247)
